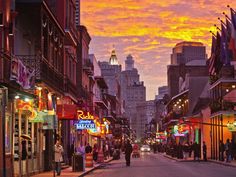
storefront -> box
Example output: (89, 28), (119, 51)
(13, 95), (44, 177)
(210, 112), (235, 160)
(0, 87), (14, 177)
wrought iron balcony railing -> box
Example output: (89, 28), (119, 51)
(16, 55), (64, 93)
(64, 76), (78, 98)
(210, 100), (236, 114)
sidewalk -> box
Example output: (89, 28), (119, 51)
(32, 158), (113, 177)
(162, 153), (236, 167)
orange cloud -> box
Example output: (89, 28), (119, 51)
(81, 0), (236, 100)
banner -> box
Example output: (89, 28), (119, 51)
(10, 57), (35, 89)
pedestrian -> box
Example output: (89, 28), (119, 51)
(219, 140), (224, 161)
(232, 139), (236, 160)
(77, 143), (85, 171)
(203, 141), (207, 161)
(177, 142), (183, 159)
(193, 142), (200, 162)
(85, 143), (92, 154)
(68, 143), (75, 165)
(183, 143), (189, 160)
(225, 139), (231, 163)
(93, 144), (98, 162)
(124, 140), (133, 166)
(54, 140), (64, 176)
(189, 141), (193, 158)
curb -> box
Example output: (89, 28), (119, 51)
(163, 154), (203, 162)
(78, 158), (113, 177)
(163, 154), (236, 167)
(208, 159), (236, 168)
(78, 165), (101, 177)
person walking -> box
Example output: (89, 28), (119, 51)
(93, 144), (98, 162)
(54, 140), (64, 176)
(219, 140), (225, 161)
(203, 141), (207, 161)
(124, 140), (133, 166)
(77, 143), (85, 171)
(85, 143), (92, 154)
(225, 139), (231, 162)
(189, 141), (193, 158)
(193, 142), (200, 162)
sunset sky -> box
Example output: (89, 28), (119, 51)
(81, 0), (236, 100)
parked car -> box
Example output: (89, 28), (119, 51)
(140, 145), (151, 152)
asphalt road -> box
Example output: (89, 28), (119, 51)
(86, 152), (236, 177)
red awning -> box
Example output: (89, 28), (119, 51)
(57, 104), (77, 120)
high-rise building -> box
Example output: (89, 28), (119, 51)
(99, 50), (122, 97)
(171, 41), (206, 65)
(99, 50), (122, 116)
(155, 86), (168, 100)
(120, 55), (146, 140)
(125, 54), (134, 70)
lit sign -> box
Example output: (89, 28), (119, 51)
(77, 110), (94, 120)
(227, 122), (236, 132)
(75, 119), (96, 130)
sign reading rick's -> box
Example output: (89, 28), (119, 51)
(76, 119), (96, 130)
(75, 110), (96, 130)
(77, 110), (94, 120)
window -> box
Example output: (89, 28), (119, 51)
(43, 28), (48, 59)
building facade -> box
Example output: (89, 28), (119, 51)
(171, 41), (206, 65)
(120, 55), (146, 140)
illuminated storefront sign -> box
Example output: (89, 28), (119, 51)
(173, 125), (188, 137)
(77, 110), (94, 120)
(227, 121), (236, 132)
(76, 119), (96, 130)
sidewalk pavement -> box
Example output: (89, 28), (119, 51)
(162, 153), (236, 167)
(32, 157), (113, 177)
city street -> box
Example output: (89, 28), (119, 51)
(87, 153), (236, 177)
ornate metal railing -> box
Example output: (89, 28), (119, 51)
(64, 76), (78, 98)
(16, 55), (64, 93)
(210, 100), (236, 114)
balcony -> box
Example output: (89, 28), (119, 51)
(0, 50), (11, 83)
(210, 100), (236, 114)
(78, 84), (90, 100)
(83, 58), (93, 76)
(16, 55), (64, 93)
(94, 94), (108, 110)
(64, 76), (78, 100)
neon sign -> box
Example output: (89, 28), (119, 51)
(77, 110), (94, 120)
(75, 119), (96, 130)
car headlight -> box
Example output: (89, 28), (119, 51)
(147, 148), (150, 151)
(141, 148), (144, 151)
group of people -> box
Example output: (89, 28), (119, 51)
(53, 140), (132, 176)
(220, 139), (236, 162)
(164, 141), (207, 161)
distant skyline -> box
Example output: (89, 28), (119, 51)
(81, 0), (236, 100)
